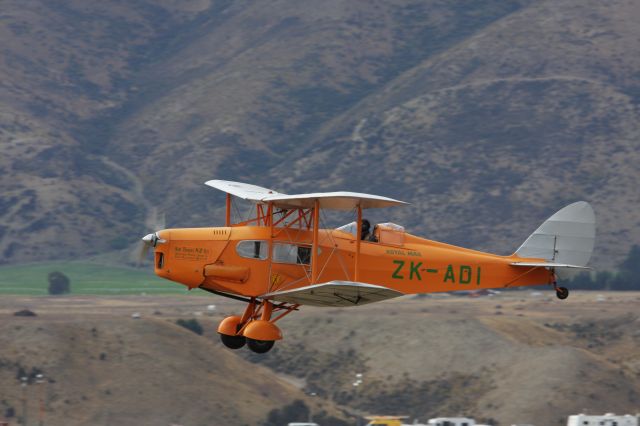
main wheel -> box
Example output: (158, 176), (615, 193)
(556, 287), (569, 300)
(219, 333), (246, 349)
(247, 338), (275, 354)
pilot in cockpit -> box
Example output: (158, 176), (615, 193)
(361, 219), (379, 242)
(369, 224), (379, 242)
(361, 219), (372, 240)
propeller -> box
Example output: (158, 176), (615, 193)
(138, 232), (166, 263)
(147, 207), (166, 231)
(136, 208), (167, 264)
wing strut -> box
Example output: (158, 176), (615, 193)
(267, 200), (274, 292)
(355, 204), (362, 282)
(311, 199), (320, 284)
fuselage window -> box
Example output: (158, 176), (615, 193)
(236, 240), (268, 260)
(273, 243), (312, 265)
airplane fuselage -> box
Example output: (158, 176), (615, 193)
(142, 180), (593, 353)
(151, 225), (552, 297)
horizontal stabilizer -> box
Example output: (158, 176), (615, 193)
(511, 262), (592, 270)
(263, 281), (403, 307)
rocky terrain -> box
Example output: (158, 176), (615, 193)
(1, 0), (639, 267)
(1, 292), (639, 425)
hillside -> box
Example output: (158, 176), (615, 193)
(244, 292), (640, 425)
(1, 0), (639, 267)
(276, 0), (640, 266)
(0, 296), (348, 426)
(1, 293), (639, 425)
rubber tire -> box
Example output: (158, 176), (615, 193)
(219, 333), (246, 349)
(556, 287), (569, 300)
(247, 338), (275, 354)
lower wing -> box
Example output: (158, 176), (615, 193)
(262, 281), (403, 307)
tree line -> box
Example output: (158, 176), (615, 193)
(560, 244), (640, 290)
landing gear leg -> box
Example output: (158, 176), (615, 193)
(219, 300), (297, 353)
(550, 269), (569, 300)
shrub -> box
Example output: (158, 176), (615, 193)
(5, 406), (15, 418)
(264, 400), (309, 426)
(176, 318), (203, 335)
(13, 309), (36, 317)
(47, 271), (70, 295)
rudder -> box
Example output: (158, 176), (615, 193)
(515, 201), (596, 268)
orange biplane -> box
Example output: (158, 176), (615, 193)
(141, 180), (595, 353)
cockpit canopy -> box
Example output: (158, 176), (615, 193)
(336, 222), (405, 246)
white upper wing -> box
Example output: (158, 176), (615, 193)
(204, 180), (282, 202)
(205, 180), (407, 210)
(263, 192), (407, 210)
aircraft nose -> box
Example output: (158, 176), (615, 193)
(138, 231), (168, 263)
(142, 233), (155, 244)
(141, 232), (167, 247)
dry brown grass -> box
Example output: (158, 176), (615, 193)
(4, 292), (637, 425)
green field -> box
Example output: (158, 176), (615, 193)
(0, 262), (200, 295)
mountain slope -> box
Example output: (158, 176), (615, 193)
(244, 294), (640, 425)
(2, 294), (639, 425)
(0, 310), (341, 425)
(105, 0), (532, 229)
(0, 1), (210, 261)
(272, 0), (640, 266)
(1, 0), (639, 268)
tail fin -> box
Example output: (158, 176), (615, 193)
(514, 202), (596, 277)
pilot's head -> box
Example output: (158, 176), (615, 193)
(362, 219), (371, 233)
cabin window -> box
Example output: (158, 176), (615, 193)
(273, 243), (312, 265)
(236, 240), (268, 260)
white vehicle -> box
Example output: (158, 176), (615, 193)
(567, 413), (638, 426)
(428, 418), (475, 426)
